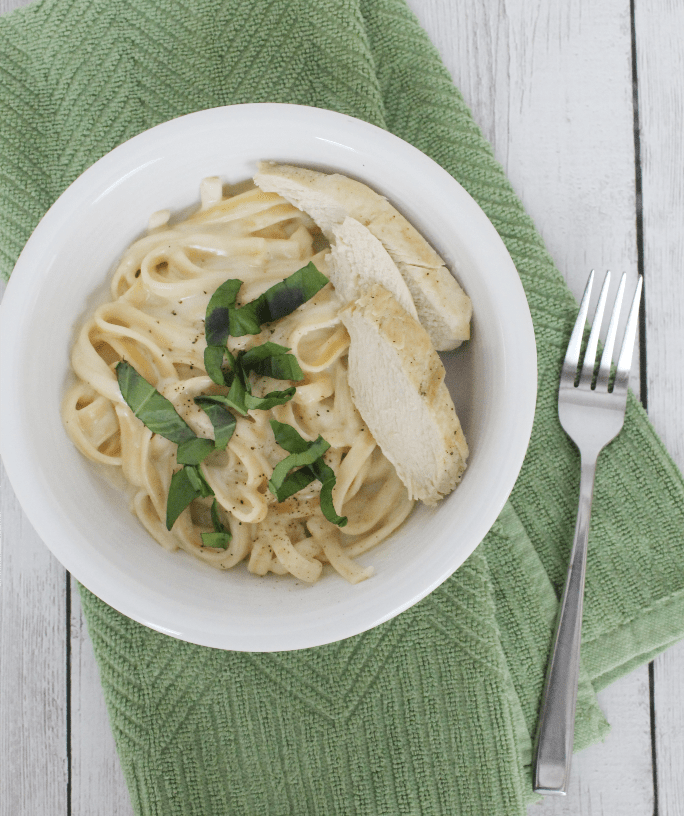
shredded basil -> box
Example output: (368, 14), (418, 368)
(117, 362), (229, 530)
(202, 262), (328, 344)
(166, 465), (214, 530)
(240, 341), (304, 381)
(226, 303), (262, 336)
(176, 437), (217, 466)
(200, 532), (232, 549)
(204, 279), (242, 347)
(247, 262), (329, 326)
(244, 386), (297, 411)
(192, 397), (237, 449)
(309, 459), (348, 527)
(268, 420), (347, 527)
(192, 386), (248, 419)
(119, 262), (338, 537)
(204, 345), (235, 388)
(215, 262), (328, 337)
(270, 419), (313, 453)
(117, 361), (217, 470)
(116, 361), (196, 445)
(200, 499), (232, 549)
(269, 435), (331, 498)
(201, 349), (299, 416)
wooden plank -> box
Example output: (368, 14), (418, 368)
(405, 2), (653, 814)
(69, 579), (134, 816)
(636, 0), (684, 462)
(409, 0), (639, 298)
(653, 642), (684, 816)
(0, 460), (68, 816)
(634, 2), (684, 814)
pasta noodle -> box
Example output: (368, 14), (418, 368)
(62, 177), (415, 583)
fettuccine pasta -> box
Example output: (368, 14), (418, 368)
(62, 177), (414, 583)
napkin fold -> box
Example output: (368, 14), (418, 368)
(3, 1), (684, 814)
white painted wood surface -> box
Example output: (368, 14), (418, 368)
(1, 0), (683, 814)
(635, 3), (684, 816)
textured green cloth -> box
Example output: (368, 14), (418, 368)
(2, 0), (684, 814)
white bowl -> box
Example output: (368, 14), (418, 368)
(0, 104), (536, 651)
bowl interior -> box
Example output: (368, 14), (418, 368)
(0, 104), (536, 651)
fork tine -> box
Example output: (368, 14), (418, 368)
(595, 272), (626, 390)
(580, 271), (611, 384)
(562, 270), (594, 377)
(613, 275), (643, 393)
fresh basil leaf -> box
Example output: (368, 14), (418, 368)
(268, 421), (347, 525)
(200, 499), (232, 549)
(185, 464), (215, 498)
(270, 419), (311, 454)
(204, 345), (235, 387)
(117, 361), (196, 445)
(257, 353), (303, 382)
(242, 342), (304, 381)
(166, 465), (214, 530)
(176, 437), (216, 465)
(201, 532), (232, 549)
(192, 389), (247, 418)
(226, 376), (249, 415)
(254, 262), (329, 323)
(205, 279), (242, 347)
(269, 466), (318, 502)
(244, 386), (296, 411)
(268, 436), (331, 496)
(240, 341), (291, 367)
(311, 460), (347, 527)
(226, 303), (262, 336)
(229, 262), (328, 336)
(193, 397), (237, 449)
(210, 498), (227, 533)
(233, 347), (298, 410)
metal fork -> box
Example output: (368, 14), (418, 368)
(533, 269), (643, 795)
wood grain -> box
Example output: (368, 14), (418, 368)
(635, 1), (684, 814)
(411, 0), (639, 298)
(69, 581), (134, 816)
(0, 461), (68, 816)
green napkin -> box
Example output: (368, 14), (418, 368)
(3, 1), (684, 814)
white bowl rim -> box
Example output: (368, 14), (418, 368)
(0, 103), (537, 651)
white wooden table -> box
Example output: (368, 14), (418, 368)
(2, 1), (683, 814)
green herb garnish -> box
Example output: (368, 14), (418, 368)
(204, 262), (328, 341)
(117, 262), (338, 537)
(117, 361), (216, 465)
(201, 346), (300, 416)
(309, 459), (348, 527)
(245, 386), (297, 411)
(117, 361), (196, 446)
(268, 420), (347, 527)
(270, 419), (315, 453)
(204, 345), (234, 388)
(192, 397), (237, 450)
(240, 341), (304, 381)
(200, 499), (232, 549)
(269, 435), (331, 499)
(176, 437), (217, 466)
(204, 279), (243, 347)
(166, 464), (215, 530)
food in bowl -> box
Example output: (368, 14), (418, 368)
(62, 163), (472, 584)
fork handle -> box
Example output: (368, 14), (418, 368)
(533, 454), (597, 794)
